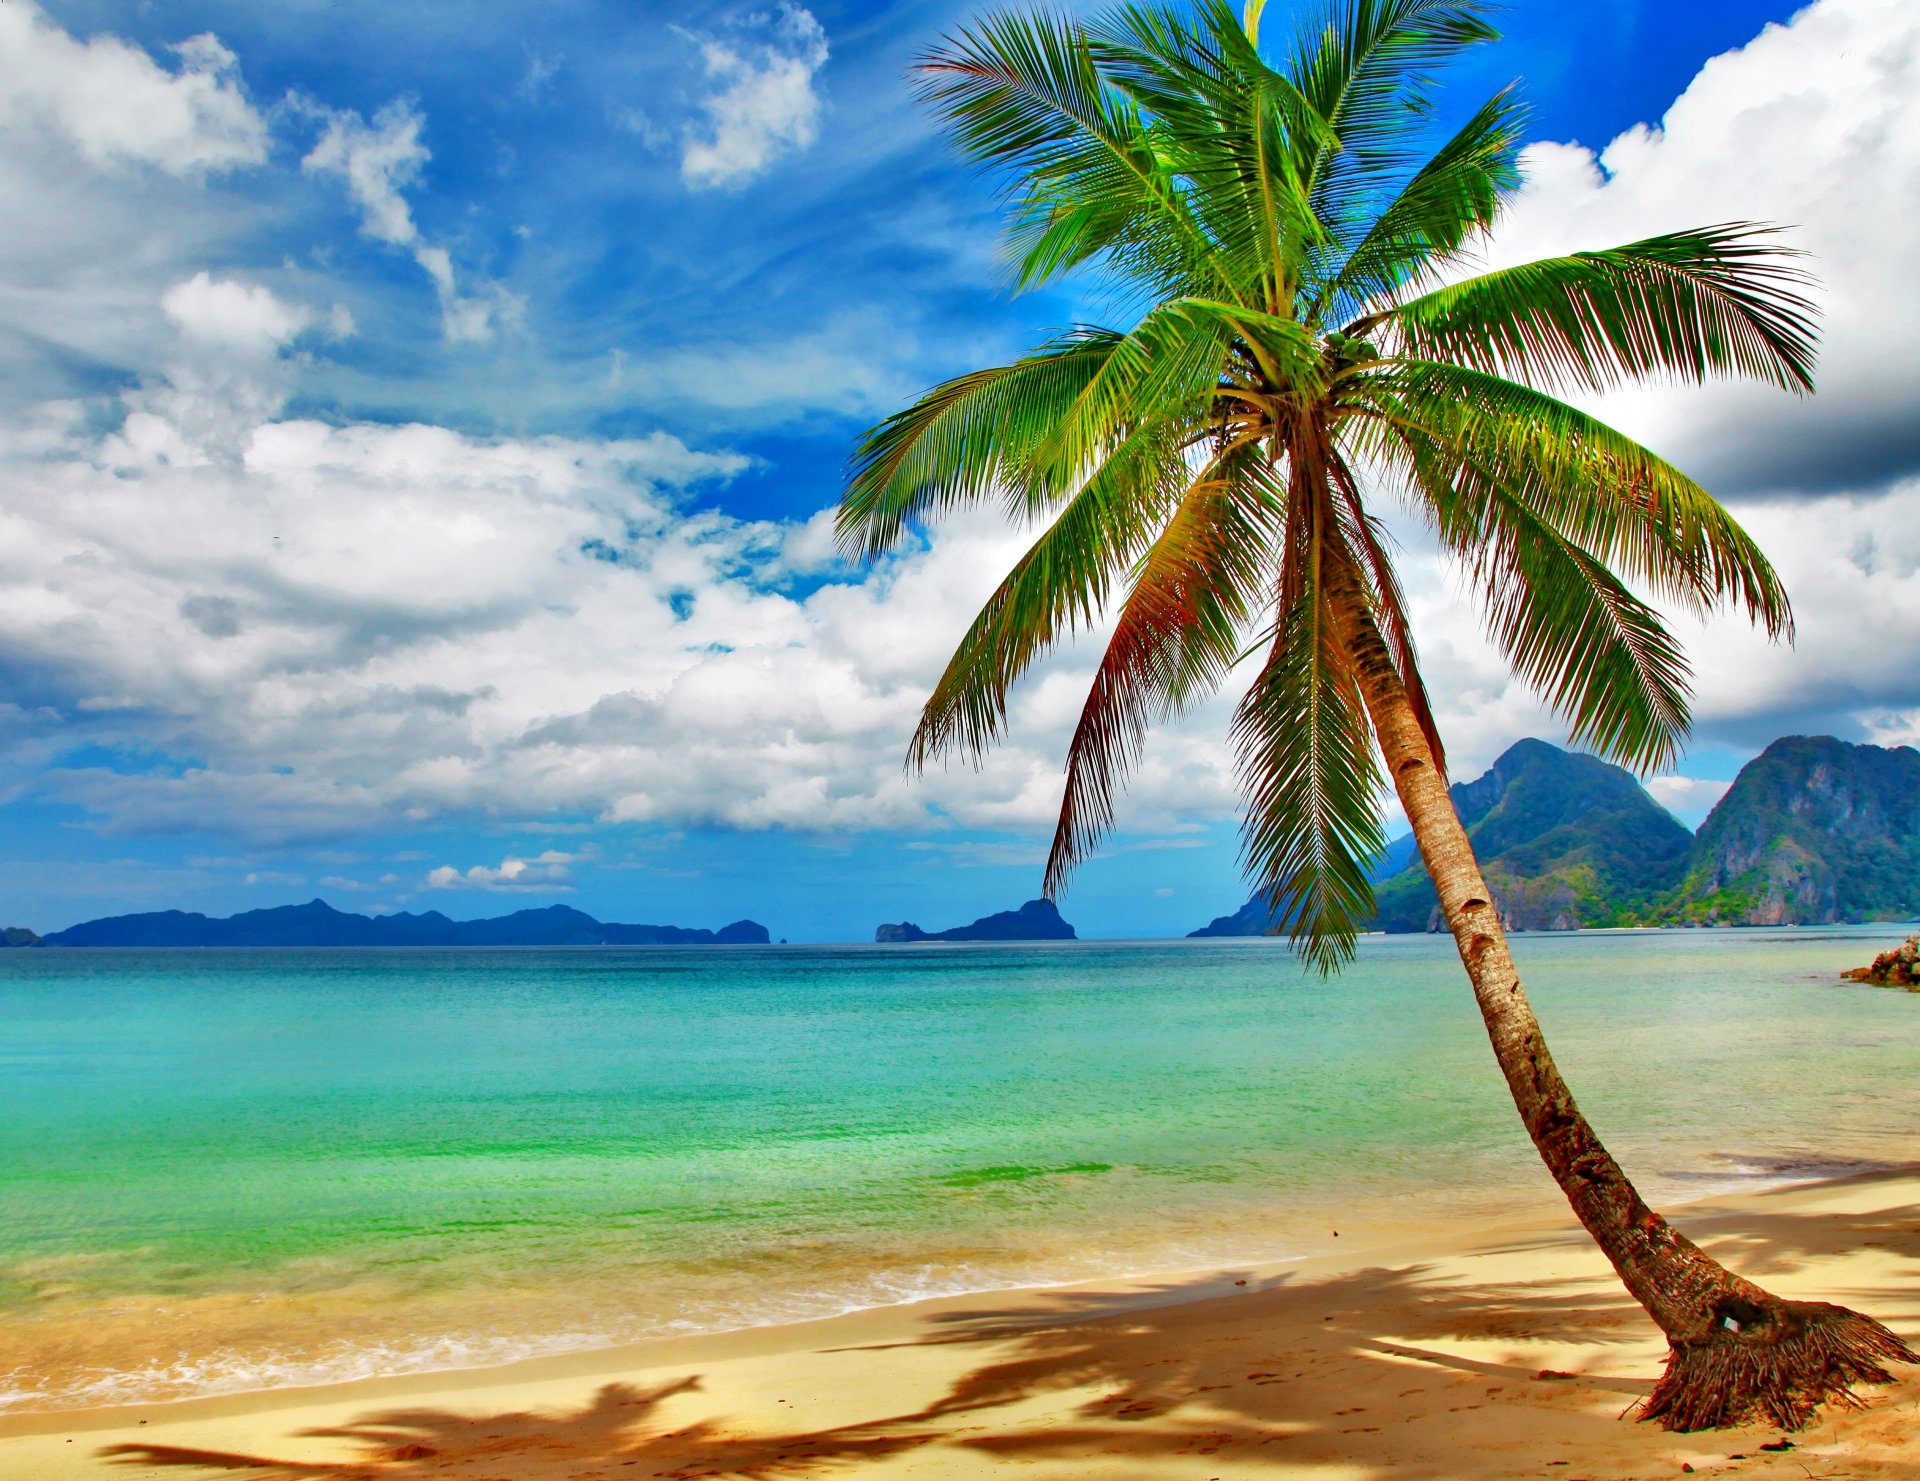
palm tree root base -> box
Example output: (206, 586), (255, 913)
(1641, 1300), (1917, 1432)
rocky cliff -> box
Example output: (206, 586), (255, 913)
(1192, 739), (1693, 936)
(1666, 736), (1920, 924)
(1372, 739), (1694, 932)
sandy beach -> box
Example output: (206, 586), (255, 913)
(4, 1166), (1915, 1481)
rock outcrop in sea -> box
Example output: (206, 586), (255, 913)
(39, 900), (771, 948)
(1842, 933), (1920, 989)
(875, 898), (1076, 943)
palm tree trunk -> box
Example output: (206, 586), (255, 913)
(1325, 559), (1914, 1431)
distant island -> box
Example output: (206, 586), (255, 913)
(11, 736), (1913, 951)
(876, 898), (1076, 943)
(12, 900), (770, 948)
(1194, 734), (1920, 936)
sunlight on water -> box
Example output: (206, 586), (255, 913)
(2, 928), (1914, 1411)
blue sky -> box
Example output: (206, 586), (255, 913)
(4, 0), (1918, 940)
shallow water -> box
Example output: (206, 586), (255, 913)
(2, 927), (1914, 1411)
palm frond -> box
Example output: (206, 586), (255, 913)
(919, 9), (1237, 299)
(1351, 359), (1793, 638)
(1232, 488), (1384, 972)
(1392, 421), (1695, 772)
(1091, 2), (1333, 305)
(1311, 85), (1523, 320)
(1043, 442), (1278, 893)
(1290, 0), (1503, 227)
(840, 329), (1125, 560)
(1328, 458), (1445, 772)
(1371, 225), (1819, 393)
(910, 420), (1194, 768)
(1028, 295), (1265, 491)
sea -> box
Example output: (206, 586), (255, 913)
(3, 926), (1915, 1414)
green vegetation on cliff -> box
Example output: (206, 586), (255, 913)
(1193, 740), (1693, 935)
(1372, 739), (1693, 932)
(1196, 734), (1920, 936)
(1666, 736), (1920, 924)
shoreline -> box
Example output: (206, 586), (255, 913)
(5, 1153), (1893, 1425)
(7, 1164), (1918, 1479)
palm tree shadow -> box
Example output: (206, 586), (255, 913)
(884, 1200), (1916, 1475)
(1676, 1190), (1920, 1287)
(831, 1257), (1665, 1477)
(90, 1264), (1633, 1481)
(94, 1193), (1917, 1480)
(100, 1375), (937, 1479)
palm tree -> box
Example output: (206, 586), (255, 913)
(837, 0), (1913, 1431)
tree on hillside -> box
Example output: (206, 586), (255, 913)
(838, 0), (1913, 1431)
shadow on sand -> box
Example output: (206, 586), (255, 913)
(100, 1190), (1920, 1479)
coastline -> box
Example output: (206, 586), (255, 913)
(7, 1164), (1916, 1479)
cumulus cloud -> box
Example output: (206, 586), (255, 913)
(1345, 0), (1920, 804)
(0, 315), (1247, 847)
(161, 272), (320, 355)
(681, 5), (829, 188)
(0, 8), (284, 413)
(1471, 0), (1920, 498)
(301, 99), (514, 342)
(0, 4), (266, 176)
(426, 850), (578, 892)
(4, 0), (1920, 868)
(125, 275), (339, 463)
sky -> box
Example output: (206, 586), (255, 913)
(4, 0), (1919, 941)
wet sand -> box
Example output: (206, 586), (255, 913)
(4, 1166), (1917, 1480)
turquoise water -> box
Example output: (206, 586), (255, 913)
(2, 928), (1915, 1411)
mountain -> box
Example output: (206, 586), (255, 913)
(1191, 739), (1693, 936)
(876, 898), (1077, 943)
(1, 926), (40, 947)
(40, 900), (770, 948)
(1666, 736), (1920, 924)
(1374, 739), (1694, 931)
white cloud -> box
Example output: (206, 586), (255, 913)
(0, 328), (1248, 846)
(1473, 0), (1920, 497)
(302, 99), (426, 246)
(1644, 775), (1734, 826)
(425, 850), (579, 892)
(301, 99), (514, 342)
(161, 272), (318, 356)
(0, 8), (283, 409)
(0, 4), (266, 176)
(681, 5), (829, 188)
(624, 306), (922, 423)
(2, 0), (1919, 872)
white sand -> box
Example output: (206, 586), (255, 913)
(5, 1167), (1916, 1480)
